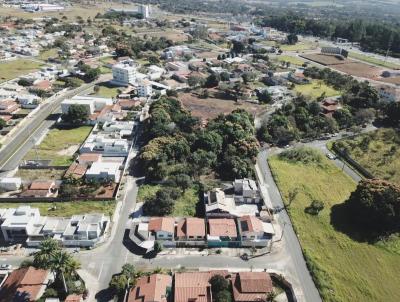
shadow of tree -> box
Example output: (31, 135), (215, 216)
(330, 202), (380, 244)
(94, 288), (115, 302)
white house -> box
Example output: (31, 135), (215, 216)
(233, 178), (261, 204)
(80, 134), (130, 156)
(112, 60), (138, 86)
(17, 94), (41, 109)
(0, 177), (22, 191)
(61, 96), (113, 115)
(85, 162), (121, 182)
(138, 4), (150, 18)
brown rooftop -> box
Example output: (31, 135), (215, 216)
(29, 180), (54, 190)
(128, 274), (172, 302)
(208, 218), (237, 238)
(231, 272), (273, 302)
(0, 267), (49, 302)
(239, 216), (263, 233)
(176, 218), (206, 238)
(148, 217), (175, 234)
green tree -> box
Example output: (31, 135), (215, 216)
(257, 90), (272, 104)
(33, 238), (60, 269)
(170, 174), (192, 192)
(0, 118), (6, 130)
(62, 104), (89, 125)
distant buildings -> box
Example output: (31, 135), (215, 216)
(321, 47), (348, 58)
(61, 96), (113, 115)
(138, 4), (150, 19)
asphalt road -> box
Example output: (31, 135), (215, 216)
(257, 150), (322, 302)
(0, 75), (111, 172)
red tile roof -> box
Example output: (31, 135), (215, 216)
(208, 219), (237, 238)
(239, 216), (263, 233)
(0, 267), (49, 302)
(174, 271), (228, 302)
(231, 272), (273, 302)
(64, 163), (87, 179)
(78, 153), (102, 164)
(176, 218), (206, 238)
(148, 217), (175, 234)
(29, 180), (54, 190)
(128, 274), (172, 302)
(65, 294), (83, 302)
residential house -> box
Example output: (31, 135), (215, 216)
(0, 177), (22, 191)
(117, 99), (141, 110)
(77, 153), (102, 166)
(20, 180), (58, 198)
(231, 272), (273, 302)
(148, 217), (175, 240)
(238, 216), (274, 242)
(64, 294), (83, 302)
(80, 134), (130, 156)
(17, 94), (41, 109)
(0, 99), (19, 115)
(64, 163), (87, 179)
(174, 271), (228, 302)
(0, 267), (52, 302)
(61, 96), (113, 115)
(288, 72), (309, 85)
(320, 98), (341, 117)
(85, 162), (121, 182)
(176, 218), (206, 241)
(137, 79), (153, 97)
(207, 218), (238, 242)
(127, 274), (172, 302)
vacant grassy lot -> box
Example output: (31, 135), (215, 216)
(335, 128), (400, 184)
(349, 52), (400, 70)
(138, 184), (199, 217)
(92, 83), (122, 98)
(15, 169), (66, 181)
(24, 126), (92, 166)
(279, 42), (318, 51)
(269, 151), (400, 302)
(294, 80), (340, 99)
(0, 59), (44, 83)
(0, 201), (115, 217)
(37, 48), (59, 61)
(276, 55), (306, 66)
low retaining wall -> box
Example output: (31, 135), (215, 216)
(331, 143), (374, 179)
(0, 196), (115, 203)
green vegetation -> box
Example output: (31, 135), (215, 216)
(349, 52), (400, 69)
(0, 59), (44, 83)
(278, 42), (317, 51)
(269, 149), (400, 302)
(24, 126), (92, 165)
(92, 84), (121, 98)
(37, 48), (59, 61)
(138, 184), (199, 217)
(15, 169), (66, 181)
(0, 201), (115, 217)
(294, 80), (340, 99)
(276, 55), (306, 66)
(334, 128), (400, 184)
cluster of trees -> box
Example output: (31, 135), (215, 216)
(259, 15), (400, 57)
(76, 61), (101, 82)
(258, 95), (338, 145)
(209, 275), (232, 302)
(345, 179), (400, 236)
(0, 118), (6, 130)
(31, 239), (83, 298)
(61, 104), (89, 125)
(140, 98), (258, 182)
(109, 264), (138, 298)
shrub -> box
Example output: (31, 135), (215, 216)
(279, 147), (324, 165)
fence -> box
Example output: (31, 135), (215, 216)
(331, 143), (375, 179)
(0, 196), (115, 203)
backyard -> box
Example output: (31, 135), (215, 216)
(0, 201), (115, 217)
(0, 59), (44, 83)
(276, 55), (306, 66)
(138, 184), (200, 217)
(333, 128), (400, 184)
(23, 126), (92, 166)
(269, 150), (400, 302)
(15, 168), (66, 181)
(294, 80), (340, 99)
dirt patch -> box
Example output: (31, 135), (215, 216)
(378, 76), (400, 85)
(57, 145), (79, 156)
(332, 62), (384, 79)
(179, 90), (265, 121)
(301, 53), (350, 66)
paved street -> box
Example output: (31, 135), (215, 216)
(0, 74), (111, 172)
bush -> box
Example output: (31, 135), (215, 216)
(279, 147), (324, 165)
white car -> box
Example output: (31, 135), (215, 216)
(0, 264), (12, 270)
(326, 153), (335, 160)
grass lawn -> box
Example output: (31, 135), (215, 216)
(0, 201), (115, 217)
(349, 52), (400, 70)
(92, 84), (121, 98)
(37, 48), (58, 61)
(269, 151), (400, 302)
(15, 169), (66, 181)
(279, 42), (317, 51)
(137, 184), (200, 217)
(0, 59), (44, 83)
(294, 80), (340, 99)
(334, 128), (400, 184)
(276, 55), (306, 66)
(24, 126), (92, 166)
